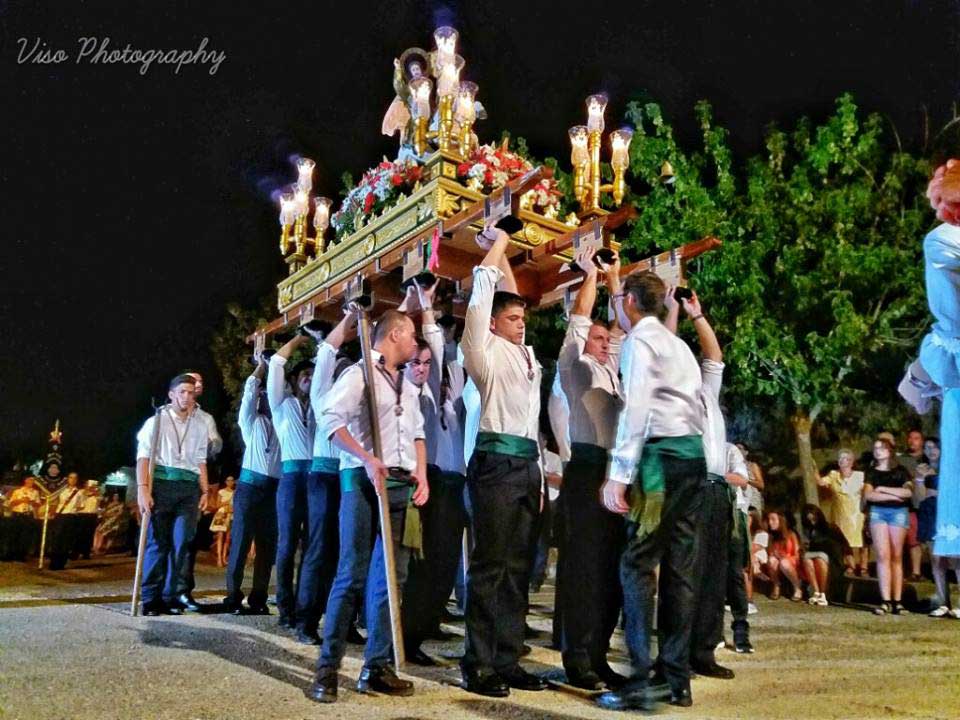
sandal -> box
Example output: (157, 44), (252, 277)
(791, 589), (803, 602)
(892, 602), (909, 616)
(873, 602), (892, 616)
(770, 587), (781, 600)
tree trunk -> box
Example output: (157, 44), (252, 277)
(791, 411), (820, 507)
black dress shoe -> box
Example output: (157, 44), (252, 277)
(734, 639), (755, 654)
(596, 684), (657, 712)
(356, 665), (414, 696)
(296, 628), (322, 645)
(176, 593), (201, 613)
(499, 666), (548, 692)
(405, 646), (437, 666)
(565, 668), (604, 691)
(242, 603), (270, 616)
(308, 667), (338, 704)
(346, 624), (366, 644)
(596, 665), (629, 690)
(142, 602), (169, 617)
(462, 672), (510, 698)
(691, 661), (735, 679)
(669, 685), (693, 707)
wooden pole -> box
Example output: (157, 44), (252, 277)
(37, 496), (50, 570)
(353, 300), (406, 669)
(131, 404), (163, 617)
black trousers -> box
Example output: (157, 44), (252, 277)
(402, 467), (467, 649)
(296, 471), (341, 634)
(690, 478), (733, 665)
(225, 481), (278, 609)
(462, 451), (541, 676)
(621, 454), (704, 691)
(557, 452), (624, 675)
(727, 510), (750, 644)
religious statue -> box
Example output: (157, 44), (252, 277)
(382, 47), (430, 159)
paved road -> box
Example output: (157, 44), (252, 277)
(1, 554), (958, 719)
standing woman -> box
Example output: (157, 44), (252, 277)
(818, 449), (867, 575)
(210, 476), (236, 567)
(863, 436), (913, 615)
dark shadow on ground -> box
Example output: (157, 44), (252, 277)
(455, 697), (597, 720)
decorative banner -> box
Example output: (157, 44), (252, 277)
(427, 226), (441, 272)
(300, 301), (315, 325)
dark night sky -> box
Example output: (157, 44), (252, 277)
(1, 0), (958, 476)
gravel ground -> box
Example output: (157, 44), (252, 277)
(1, 554), (959, 720)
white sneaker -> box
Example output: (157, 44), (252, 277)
(716, 640), (727, 651)
(747, 602), (758, 615)
(808, 595), (819, 605)
(816, 593), (829, 607)
(949, 607), (960, 619)
(929, 605), (951, 618)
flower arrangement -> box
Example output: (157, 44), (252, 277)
(331, 159), (424, 240)
(456, 144), (564, 218)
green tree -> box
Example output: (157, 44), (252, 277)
(620, 94), (932, 503)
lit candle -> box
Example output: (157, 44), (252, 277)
(410, 77), (433, 119)
(437, 59), (461, 97)
(586, 94), (607, 133)
(279, 193), (296, 226)
(293, 187), (309, 218)
(313, 197), (332, 231)
(433, 26), (458, 67)
(296, 157), (315, 193)
(569, 125), (589, 165)
(456, 81), (478, 123)
(610, 128), (633, 170)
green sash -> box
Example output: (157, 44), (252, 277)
(238, 468), (278, 487)
(281, 459), (312, 475)
(628, 435), (705, 530)
(154, 465), (199, 483)
(339, 467), (422, 559)
(311, 456), (340, 474)
(338, 467), (412, 493)
(475, 432), (539, 459)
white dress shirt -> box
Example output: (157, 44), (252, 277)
(136, 407), (210, 473)
(57, 486), (84, 514)
(424, 322), (467, 474)
(609, 316), (704, 484)
(460, 264), (541, 442)
(309, 342), (341, 460)
(267, 354), (316, 463)
(558, 314), (624, 450)
(319, 351), (425, 472)
(462, 374), (481, 467)
(700, 358), (728, 477)
(548, 373), (571, 463)
(194, 405), (223, 458)
(238, 375), (282, 480)
(727, 443), (751, 513)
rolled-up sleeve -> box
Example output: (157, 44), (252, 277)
(310, 342), (339, 415)
(461, 264), (503, 383)
(135, 417), (156, 461)
(609, 334), (656, 484)
(267, 355), (288, 413)
(726, 443), (749, 481)
(319, 365), (362, 441)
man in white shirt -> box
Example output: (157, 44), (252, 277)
(48, 471), (84, 570)
(400, 283), (468, 666)
(310, 309), (429, 703)
(136, 374), (210, 616)
(555, 247), (626, 691)
(459, 225), (548, 698)
(224, 355), (282, 615)
(173, 370), (223, 612)
(296, 314), (356, 645)
(267, 336), (316, 631)
(597, 272), (706, 712)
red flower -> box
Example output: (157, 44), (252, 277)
(407, 165), (422, 181)
(391, 173), (404, 186)
(483, 169), (494, 185)
(457, 162), (471, 176)
(363, 193), (375, 213)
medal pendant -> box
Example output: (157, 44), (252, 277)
(394, 405), (404, 417)
(527, 371), (535, 381)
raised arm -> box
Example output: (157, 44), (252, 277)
(238, 363), (265, 445)
(683, 291), (721, 363)
(267, 335), (308, 411)
(571, 246), (599, 318)
(461, 227), (509, 382)
(309, 310), (357, 416)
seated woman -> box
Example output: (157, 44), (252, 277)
(92, 492), (127, 555)
(800, 504), (849, 606)
(863, 435), (913, 615)
(762, 510), (803, 601)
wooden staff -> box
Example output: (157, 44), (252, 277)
(37, 495), (51, 570)
(350, 288), (406, 669)
(131, 403), (163, 617)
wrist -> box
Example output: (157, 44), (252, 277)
(689, 313), (704, 322)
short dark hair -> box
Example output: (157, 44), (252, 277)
(290, 360), (315, 379)
(623, 271), (666, 318)
(415, 337), (431, 354)
(373, 309), (412, 344)
(492, 291), (526, 318)
(169, 373), (197, 390)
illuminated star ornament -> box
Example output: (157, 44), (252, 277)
(49, 419), (63, 446)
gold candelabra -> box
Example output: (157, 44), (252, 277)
(569, 94), (633, 213)
(278, 157), (331, 273)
